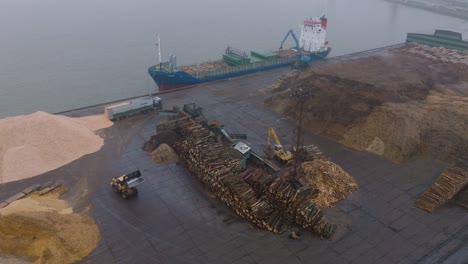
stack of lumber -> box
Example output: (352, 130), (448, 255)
(415, 154), (468, 212)
(174, 125), (286, 233)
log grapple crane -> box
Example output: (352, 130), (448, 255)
(267, 127), (293, 164)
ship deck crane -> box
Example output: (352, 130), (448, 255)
(279, 30), (311, 63)
(267, 127), (293, 164)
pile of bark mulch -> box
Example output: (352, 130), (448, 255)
(142, 130), (181, 152)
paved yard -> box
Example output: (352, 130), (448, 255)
(1, 46), (466, 263)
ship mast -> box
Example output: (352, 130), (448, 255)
(156, 34), (162, 67)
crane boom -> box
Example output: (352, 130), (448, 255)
(279, 30), (301, 54)
(279, 29), (311, 64)
(267, 127), (282, 146)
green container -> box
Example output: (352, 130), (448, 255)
(223, 53), (251, 66)
(251, 49), (278, 60)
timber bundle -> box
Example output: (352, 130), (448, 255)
(415, 153), (468, 212)
(174, 124), (336, 239)
(245, 171), (337, 239)
(302, 145), (325, 161)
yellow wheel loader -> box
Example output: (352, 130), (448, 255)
(110, 170), (145, 200)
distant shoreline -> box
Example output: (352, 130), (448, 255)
(385, 0), (468, 20)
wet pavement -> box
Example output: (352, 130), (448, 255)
(1, 46), (467, 264)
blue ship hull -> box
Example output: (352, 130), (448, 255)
(148, 48), (331, 90)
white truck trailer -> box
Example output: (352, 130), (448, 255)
(105, 96), (162, 121)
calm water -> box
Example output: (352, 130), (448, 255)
(0, 0), (464, 118)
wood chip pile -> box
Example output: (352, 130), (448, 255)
(174, 124), (336, 239)
(415, 154), (468, 212)
(299, 160), (358, 207)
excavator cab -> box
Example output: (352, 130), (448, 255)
(273, 144), (283, 152)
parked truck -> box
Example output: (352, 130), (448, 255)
(105, 96), (162, 121)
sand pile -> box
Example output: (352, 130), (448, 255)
(265, 43), (468, 163)
(0, 111), (109, 183)
(0, 187), (100, 264)
(150, 143), (179, 164)
(298, 160), (357, 207)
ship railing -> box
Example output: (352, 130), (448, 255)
(150, 62), (172, 72)
(194, 57), (296, 79)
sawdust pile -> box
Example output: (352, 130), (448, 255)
(0, 187), (100, 264)
(143, 130), (181, 152)
(150, 143), (179, 164)
(73, 114), (113, 132)
(298, 160), (358, 207)
(265, 44), (468, 163)
(0, 111), (109, 184)
(343, 93), (468, 162)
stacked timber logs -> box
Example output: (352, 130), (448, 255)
(174, 125), (286, 233)
(243, 168), (336, 239)
(173, 123), (336, 238)
(415, 154), (468, 212)
(243, 169), (276, 196)
(302, 145), (325, 161)
(266, 178), (337, 239)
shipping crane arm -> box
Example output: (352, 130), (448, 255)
(279, 30), (301, 55)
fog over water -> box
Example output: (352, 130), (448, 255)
(0, 0), (465, 117)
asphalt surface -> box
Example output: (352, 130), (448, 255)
(1, 45), (467, 264)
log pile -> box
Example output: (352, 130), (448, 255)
(173, 124), (336, 238)
(302, 145), (325, 161)
(265, 178), (336, 239)
(415, 154), (468, 212)
(174, 125), (286, 233)
(242, 167), (336, 239)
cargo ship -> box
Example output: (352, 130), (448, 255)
(148, 16), (331, 90)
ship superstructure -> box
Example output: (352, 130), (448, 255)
(300, 16), (329, 53)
